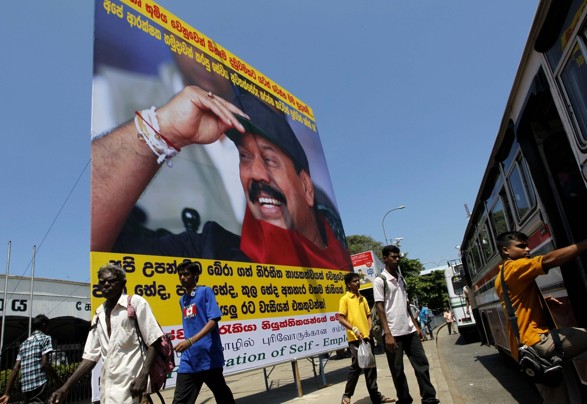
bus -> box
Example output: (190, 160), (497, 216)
(444, 259), (477, 340)
(459, 0), (587, 395)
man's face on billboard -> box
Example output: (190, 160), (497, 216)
(237, 133), (314, 232)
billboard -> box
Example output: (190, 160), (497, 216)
(351, 251), (385, 290)
(90, 0), (351, 388)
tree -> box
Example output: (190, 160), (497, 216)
(346, 234), (385, 256)
(405, 270), (448, 314)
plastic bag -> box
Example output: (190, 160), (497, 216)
(357, 340), (376, 369)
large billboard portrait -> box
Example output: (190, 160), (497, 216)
(90, 0), (352, 386)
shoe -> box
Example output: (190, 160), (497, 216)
(341, 395), (351, 404)
(381, 396), (397, 403)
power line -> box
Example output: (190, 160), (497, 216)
(6, 158), (90, 298)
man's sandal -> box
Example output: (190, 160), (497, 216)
(381, 396), (397, 403)
(341, 396), (351, 404)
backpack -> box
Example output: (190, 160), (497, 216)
(370, 274), (388, 345)
(127, 295), (176, 393)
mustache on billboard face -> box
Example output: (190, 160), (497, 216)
(248, 181), (287, 205)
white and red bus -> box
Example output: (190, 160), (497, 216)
(460, 0), (587, 396)
(444, 259), (477, 340)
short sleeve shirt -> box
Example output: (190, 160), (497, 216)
(494, 256), (550, 358)
(178, 286), (225, 373)
(17, 331), (53, 392)
(82, 294), (163, 404)
(338, 291), (371, 342)
(373, 269), (416, 337)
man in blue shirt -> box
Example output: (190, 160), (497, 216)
(419, 304), (434, 341)
(1, 315), (62, 404)
(172, 261), (234, 404)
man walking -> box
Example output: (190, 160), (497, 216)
(419, 304), (433, 341)
(50, 264), (163, 404)
(0, 315), (62, 403)
(495, 231), (587, 403)
(172, 261), (234, 403)
(338, 272), (395, 404)
(374, 245), (439, 404)
(443, 309), (456, 335)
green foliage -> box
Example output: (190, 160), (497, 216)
(0, 363), (79, 394)
(346, 235), (384, 257)
(0, 369), (13, 392)
(404, 267), (448, 314)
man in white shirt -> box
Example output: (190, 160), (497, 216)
(50, 264), (163, 404)
(373, 245), (439, 404)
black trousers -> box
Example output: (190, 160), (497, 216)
(343, 339), (385, 403)
(384, 332), (437, 404)
(23, 383), (47, 403)
(172, 368), (235, 404)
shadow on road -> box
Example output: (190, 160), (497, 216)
(472, 347), (541, 402)
(437, 329), (541, 403)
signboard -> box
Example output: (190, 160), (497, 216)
(0, 276), (90, 320)
(351, 250), (384, 290)
(90, 0), (351, 391)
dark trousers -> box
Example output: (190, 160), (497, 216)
(384, 332), (437, 404)
(344, 339), (384, 403)
(24, 383), (48, 403)
(172, 368), (235, 404)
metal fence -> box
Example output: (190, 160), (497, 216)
(1, 341), (91, 403)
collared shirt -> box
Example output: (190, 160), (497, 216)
(373, 269), (416, 337)
(16, 330), (53, 392)
(178, 286), (225, 373)
(338, 291), (371, 342)
(83, 294), (163, 404)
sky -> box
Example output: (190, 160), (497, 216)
(0, 0), (539, 283)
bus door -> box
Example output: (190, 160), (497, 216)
(516, 69), (587, 327)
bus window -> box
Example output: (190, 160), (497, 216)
(490, 192), (513, 236)
(452, 275), (465, 296)
(479, 222), (494, 260)
(507, 159), (536, 222)
(465, 251), (476, 276)
(560, 40), (587, 143)
(470, 241), (483, 270)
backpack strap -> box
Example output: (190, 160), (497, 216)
(500, 264), (522, 344)
(127, 295), (147, 349)
(127, 294), (137, 320)
(377, 273), (388, 297)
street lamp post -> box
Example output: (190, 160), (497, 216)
(381, 205), (406, 245)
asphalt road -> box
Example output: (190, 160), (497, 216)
(435, 324), (542, 403)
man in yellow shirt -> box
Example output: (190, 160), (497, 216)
(338, 272), (395, 404)
(495, 231), (587, 403)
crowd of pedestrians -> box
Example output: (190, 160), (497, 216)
(14, 233), (586, 404)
